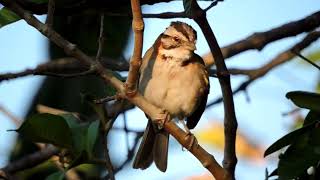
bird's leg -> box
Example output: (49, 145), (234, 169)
(179, 119), (191, 135)
(154, 109), (171, 130)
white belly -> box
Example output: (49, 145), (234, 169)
(139, 56), (206, 118)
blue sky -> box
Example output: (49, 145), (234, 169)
(0, 0), (319, 179)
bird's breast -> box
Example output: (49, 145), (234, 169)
(139, 55), (207, 118)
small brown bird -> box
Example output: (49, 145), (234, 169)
(133, 21), (210, 172)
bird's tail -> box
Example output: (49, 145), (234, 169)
(133, 120), (169, 172)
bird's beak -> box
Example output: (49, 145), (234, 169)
(186, 42), (196, 51)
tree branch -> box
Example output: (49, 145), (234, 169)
(0, 56), (129, 82)
(204, 0), (223, 12)
(207, 31), (320, 108)
(1, 10), (319, 82)
(203, 11), (320, 66)
(45, 0), (55, 26)
(188, 1), (237, 178)
(0, 146), (59, 178)
(125, 0), (144, 92)
(96, 13), (105, 61)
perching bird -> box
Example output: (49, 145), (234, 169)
(133, 21), (210, 172)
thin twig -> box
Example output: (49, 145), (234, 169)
(0, 56), (129, 82)
(38, 68), (96, 78)
(36, 104), (82, 119)
(123, 113), (130, 152)
(45, 0), (55, 26)
(207, 31), (320, 108)
(96, 13), (105, 61)
(204, 0), (223, 12)
(143, 11), (187, 18)
(104, 132), (143, 179)
(101, 132), (115, 180)
(94, 95), (116, 104)
(282, 108), (301, 117)
(1, 11), (319, 82)
(0, 146), (59, 176)
(0, 105), (21, 126)
(203, 11), (320, 66)
(292, 50), (320, 71)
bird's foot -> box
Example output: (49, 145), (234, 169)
(180, 120), (191, 134)
(183, 132), (197, 151)
(154, 109), (171, 130)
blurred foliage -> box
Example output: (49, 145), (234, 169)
(15, 113), (100, 178)
(265, 92), (320, 180)
(306, 50), (320, 63)
(196, 122), (264, 162)
(0, 7), (19, 28)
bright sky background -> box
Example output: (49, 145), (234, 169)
(0, 0), (319, 179)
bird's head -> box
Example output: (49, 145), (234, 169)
(159, 21), (197, 60)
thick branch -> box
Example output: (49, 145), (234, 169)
(125, 0), (144, 92)
(207, 31), (320, 107)
(203, 11), (320, 66)
(188, 0), (237, 178)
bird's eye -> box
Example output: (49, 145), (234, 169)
(173, 36), (179, 41)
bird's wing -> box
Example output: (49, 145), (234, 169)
(186, 54), (210, 129)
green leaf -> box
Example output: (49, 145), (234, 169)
(58, 113), (100, 168)
(0, 8), (21, 28)
(304, 111), (320, 126)
(61, 113), (80, 128)
(86, 120), (99, 158)
(264, 121), (316, 157)
(16, 113), (73, 148)
(286, 91), (320, 112)
(46, 171), (64, 180)
(278, 127), (320, 179)
(15, 113), (99, 169)
(81, 93), (108, 122)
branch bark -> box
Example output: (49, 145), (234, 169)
(0, 146), (59, 178)
(187, 0), (237, 178)
(0, 56), (129, 82)
(207, 31), (320, 107)
(203, 11), (320, 66)
(1, 11), (319, 82)
(125, 0), (144, 92)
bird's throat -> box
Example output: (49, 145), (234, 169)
(159, 47), (193, 62)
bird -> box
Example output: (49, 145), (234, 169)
(133, 21), (210, 172)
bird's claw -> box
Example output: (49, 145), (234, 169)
(183, 133), (197, 151)
(154, 109), (171, 130)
